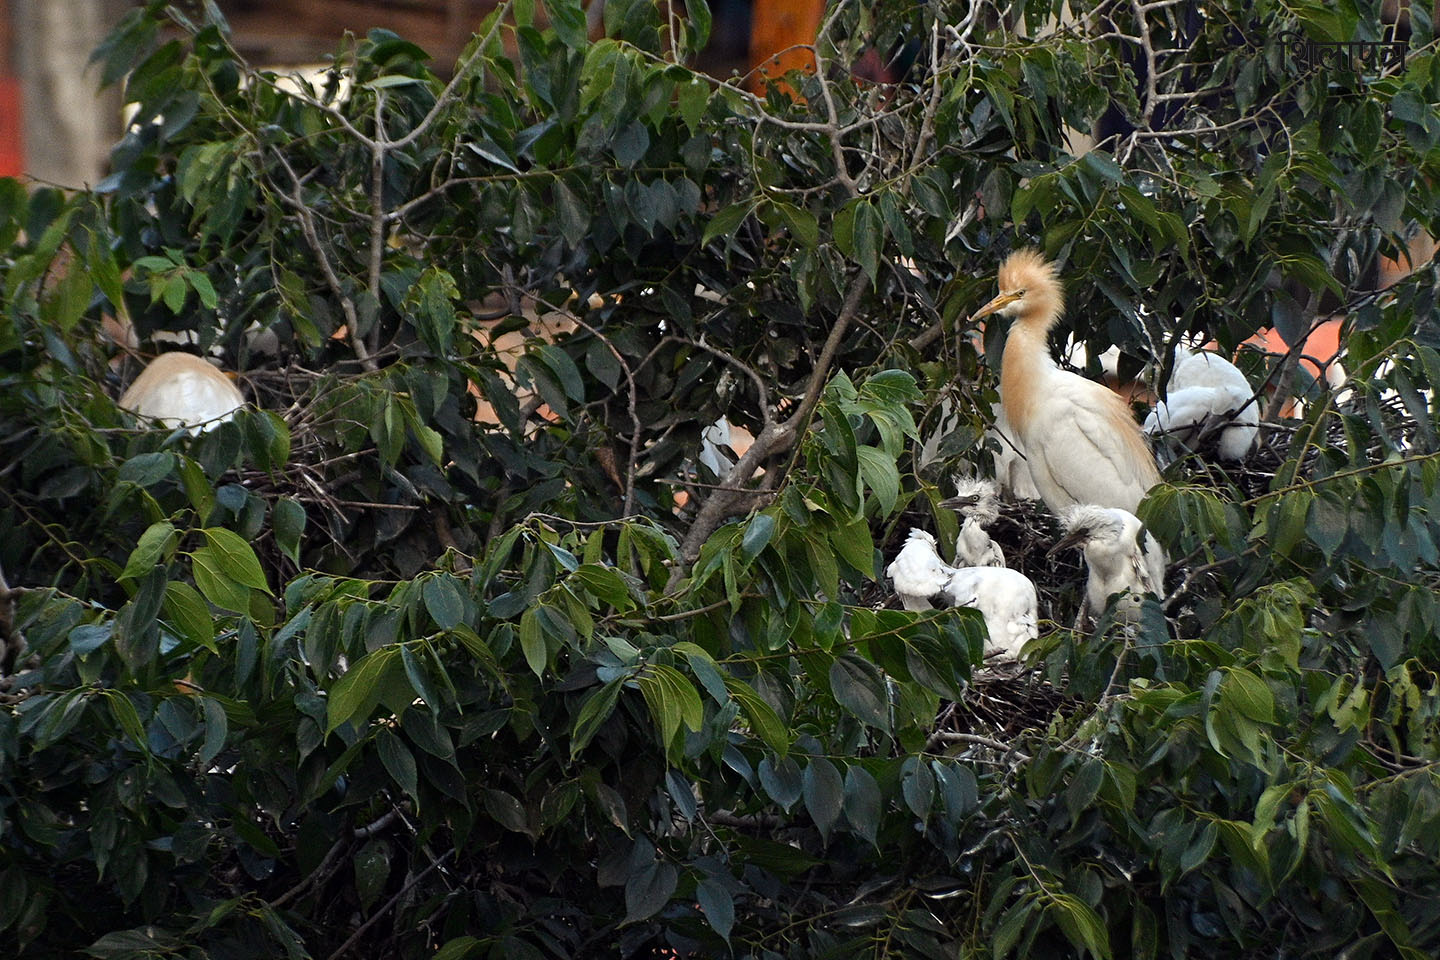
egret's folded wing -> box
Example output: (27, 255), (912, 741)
(1028, 385), (1158, 511)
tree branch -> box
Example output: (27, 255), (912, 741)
(272, 152), (377, 372)
(669, 275), (868, 586)
(367, 91), (389, 357)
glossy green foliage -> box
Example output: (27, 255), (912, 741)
(2, 0), (1440, 957)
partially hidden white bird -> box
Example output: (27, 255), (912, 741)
(975, 250), (1161, 516)
(987, 402), (1041, 501)
(886, 528), (955, 611)
(1050, 505), (1166, 625)
(119, 352), (246, 435)
(939, 565), (1039, 660)
(698, 417), (736, 479)
(886, 528), (1039, 659)
(1143, 345), (1258, 461)
(938, 477), (1005, 568)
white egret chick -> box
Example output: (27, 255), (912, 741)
(938, 477), (1005, 568)
(977, 250), (1161, 516)
(1050, 505), (1166, 624)
(940, 566), (1039, 660)
(886, 528), (955, 611)
(1143, 346), (1258, 461)
(119, 352), (246, 435)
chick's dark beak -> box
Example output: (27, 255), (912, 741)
(1048, 529), (1088, 557)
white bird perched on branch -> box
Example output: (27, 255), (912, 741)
(975, 250), (1161, 516)
(938, 477), (1005, 568)
(886, 528), (955, 611)
(887, 528), (1039, 658)
(1143, 346), (1258, 461)
(1050, 505), (1165, 625)
(939, 566), (1039, 660)
(118, 352), (246, 435)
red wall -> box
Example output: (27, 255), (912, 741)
(0, 76), (21, 176)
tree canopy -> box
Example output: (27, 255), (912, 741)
(2, 0), (1440, 956)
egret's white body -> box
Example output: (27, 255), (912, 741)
(1053, 505), (1166, 624)
(988, 403), (1041, 501)
(886, 528), (955, 611)
(940, 565), (1039, 659)
(939, 477), (1006, 568)
(1143, 346), (1258, 461)
(978, 250), (1161, 516)
(118, 352), (245, 435)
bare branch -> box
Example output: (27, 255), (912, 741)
(927, 731), (1032, 762)
(367, 91), (389, 357)
(324, 850), (453, 960)
(272, 151), (377, 372)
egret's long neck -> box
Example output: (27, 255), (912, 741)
(999, 306), (1061, 434)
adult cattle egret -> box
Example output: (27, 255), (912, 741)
(938, 477), (1005, 568)
(978, 250), (1161, 516)
(939, 566), (1039, 660)
(1050, 505), (1165, 624)
(119, 352), (246, 434)
(886, 528), (955, 611)
(1143, 346), (1258, 461)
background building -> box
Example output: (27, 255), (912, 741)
(1, 0), (827, 188)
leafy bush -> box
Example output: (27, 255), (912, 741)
(2, 0), (1439, 956)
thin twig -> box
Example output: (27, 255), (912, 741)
(927, 731), (1032, 762)
(325, 850), (453, 960)
(272, 152), (376, 372)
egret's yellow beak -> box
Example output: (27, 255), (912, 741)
(970, 291), (1022, 321)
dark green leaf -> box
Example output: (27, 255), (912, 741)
(830, 654), (890, 731)
(842, 764), (882, 846)
(803, 757), (843, 840)
(273, 498), (306, 565)
(423, 575), (465, 630)
(377, 727), (420, 801)
(696, 877), (733, 942)
(623, 859), (677, 924)
(758, 754), (803, 812)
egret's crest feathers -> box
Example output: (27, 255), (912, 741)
(997, 248), (1064, 313)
